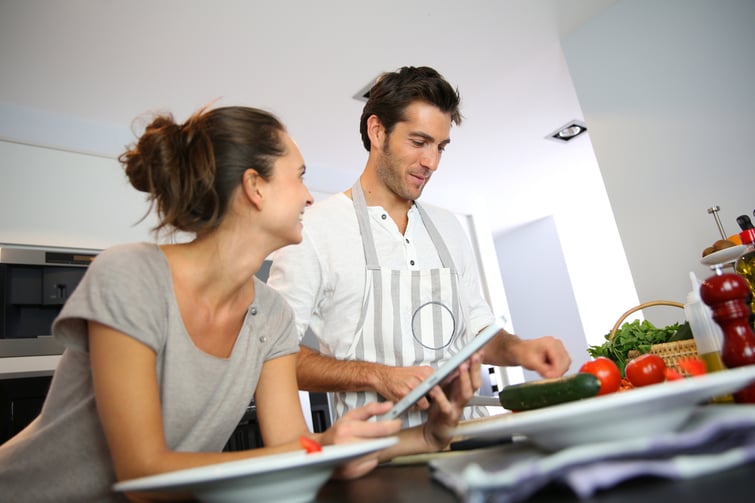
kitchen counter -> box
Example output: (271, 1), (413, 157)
(316, 457), (755, 502)
(0, 355), (60, 379)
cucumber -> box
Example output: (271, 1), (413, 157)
(498, 373), (601, 411)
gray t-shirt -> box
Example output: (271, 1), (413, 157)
(0, 242), (299, 502)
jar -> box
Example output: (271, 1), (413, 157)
(735, 228), (755, 327)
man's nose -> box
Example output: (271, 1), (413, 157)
(420, 148), (440, 170)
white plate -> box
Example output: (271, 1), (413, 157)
(113, 436), (399, 503)
(700, 244), (748, 266)
(453, 365), (755, 451)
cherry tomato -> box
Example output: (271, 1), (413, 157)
(677, 357), (707, 377)
(625, 354), (666, 387)
(665, 367), (683, 381)
(299, 435), (322, 454)
(579, 357), (621, 395)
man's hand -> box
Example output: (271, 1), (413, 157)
(483, 329), (571, 378)
(511, 336), (571, 378)
(371, 365), (435, 410)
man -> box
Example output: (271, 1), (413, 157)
(268, 66), (571, 427)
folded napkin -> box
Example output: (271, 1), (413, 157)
(430, 405), (755, 503)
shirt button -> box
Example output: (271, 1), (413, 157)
(381, 214), (387, 220)
(259, 336), (267, 343)
(250, 307), (258, 315)
(410, 260), (415, 266)
(405, 238), (410, 244)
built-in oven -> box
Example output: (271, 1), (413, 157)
(0, 243), (99, 358)
(0, 243), (99, 443)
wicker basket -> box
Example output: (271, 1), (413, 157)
(608, 300), (698, 375)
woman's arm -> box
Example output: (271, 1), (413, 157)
(88, 321), (307, 484)
(253, 352), (314, 446)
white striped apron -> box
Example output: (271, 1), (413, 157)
(333, 181), (480, 427)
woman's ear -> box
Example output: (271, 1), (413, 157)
(366, 114), (385, 151)
(242, 169), (264, 209)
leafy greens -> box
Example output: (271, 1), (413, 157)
(587, 320), (692, 375)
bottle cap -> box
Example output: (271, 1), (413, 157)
(740, 228), (755, 245)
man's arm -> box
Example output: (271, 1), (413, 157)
(296, 345), (435, 408)
(482, 329), (571, 378)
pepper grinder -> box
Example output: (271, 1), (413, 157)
(700, 268), (755, 403)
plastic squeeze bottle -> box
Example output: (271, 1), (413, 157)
(684, 272), (727, 373)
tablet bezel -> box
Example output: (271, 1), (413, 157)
(378, 317), (505, 421)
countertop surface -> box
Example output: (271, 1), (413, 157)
(0, 355), (60, 379)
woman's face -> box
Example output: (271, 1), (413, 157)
(262, 133), (313, 246)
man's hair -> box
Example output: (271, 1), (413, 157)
(359, 66), (462, 151)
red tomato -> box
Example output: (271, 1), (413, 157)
(625, 354), (667, 387)
(677, 357), (707, 377)
(665, 367), (683, 381)
(579, 357), (622, 395)
(299, 435), (322, 454)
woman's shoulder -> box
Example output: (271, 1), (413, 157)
(93, 242), (163, 269)
(88, 242), (168, 290)
(254, 278), (294, 313)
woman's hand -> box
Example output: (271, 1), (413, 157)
(421, 351), (482, 451)
(319, 402), (402, 479)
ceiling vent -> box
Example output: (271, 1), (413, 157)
(546, 120), (588, 142)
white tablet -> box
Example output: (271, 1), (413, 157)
(378, 317), (505, 421)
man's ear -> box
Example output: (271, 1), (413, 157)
(366, 114), (385, 151)
(242, 168), (264, 209)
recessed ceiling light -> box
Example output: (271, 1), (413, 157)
(546, 120), (587, 142)
(353, 77), (380, 102)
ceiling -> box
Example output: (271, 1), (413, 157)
(0, 0), (617, 234)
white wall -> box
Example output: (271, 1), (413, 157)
(562, 0), (755, 327)
(487, 43), (640, 368)
(0, 139), (339, 251)
(0, 140), (155, 249)
(495, 217), (590, 379)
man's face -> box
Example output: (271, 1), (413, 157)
(375, 101), (452, 202)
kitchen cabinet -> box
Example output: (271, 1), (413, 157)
(0, 375), (51, 443)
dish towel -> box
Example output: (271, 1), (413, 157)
(430, 405), (755, 503)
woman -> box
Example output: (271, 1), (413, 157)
(0, 105), (481, 502)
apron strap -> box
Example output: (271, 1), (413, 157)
(351, 181), (381, 270)
(350, 180), (457, 271)
(414, 203), (456, 271)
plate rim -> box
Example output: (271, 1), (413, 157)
(454, 365), (755, 440)
(113, 436), (399, 493)
(700, 244), (748, 266)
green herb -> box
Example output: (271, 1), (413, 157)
(587, 320), (692, 375)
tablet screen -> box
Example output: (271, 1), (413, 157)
(379, 317), (505, 421)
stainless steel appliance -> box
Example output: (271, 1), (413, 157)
(0, 243), (99, 357)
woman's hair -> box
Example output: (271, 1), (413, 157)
(359, 66), (462, 151)
(120, 106), (287, 236)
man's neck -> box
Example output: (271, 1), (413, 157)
(351, 174), (413, 234)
